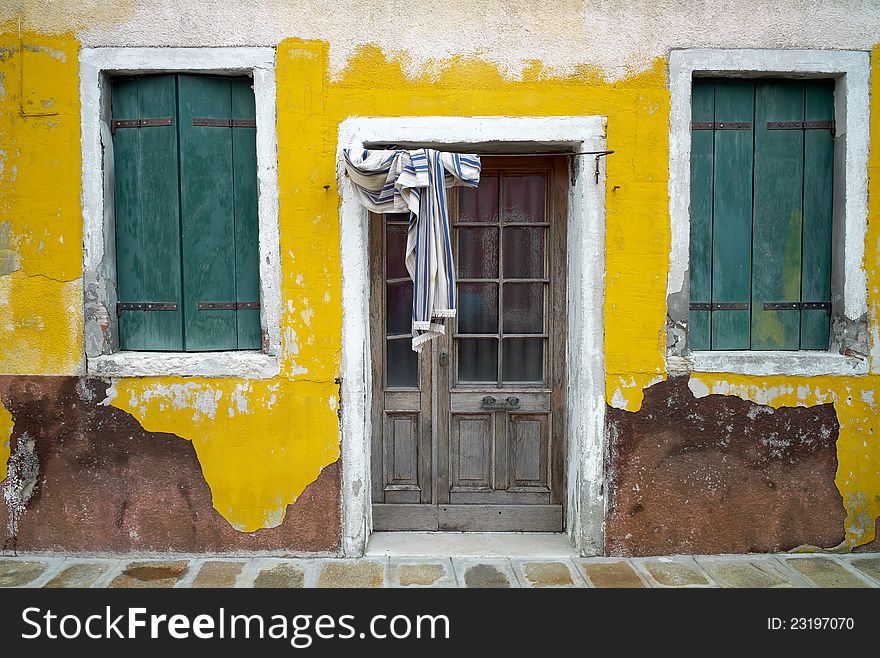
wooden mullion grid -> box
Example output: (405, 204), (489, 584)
(454, 221), (551, 228)
(496, 171), (505, 386)
(458, 277), (549, 284)
(456, 333), (549, 339)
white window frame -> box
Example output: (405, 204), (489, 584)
(80, 47), (281, 379)
(337, 116), (608, 556)
(667, 49), (871, 377)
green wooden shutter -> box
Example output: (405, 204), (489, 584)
(688, 79), (714, 351)
(178, 75), (238, 351)
(800, 80), (834, 349)
(231, 78), (262, 349)
(689, 78), (833, 352)
(752, 80), (805, 350)
(712, 80), (754, 349)
(112, 75), (184, 350)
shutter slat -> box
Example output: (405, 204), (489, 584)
(751, 80), (805, 350)
(688, 79), (714, 350)
(800, 80), (834, 349)
(711, 80), (753, 349)
(112, 75), (183, 350)
(231, 77), (262, 349)
(178, 75), (238, 351)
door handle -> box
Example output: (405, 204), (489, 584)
(480, 395), (521, 411)
(439, 351), (449, 367)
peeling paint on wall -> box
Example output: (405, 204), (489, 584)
(607, 377), (844, 556)
(0, 399), (11, 482)
(0, 33), (83, 375)
(689, 373), (880, 550)
(108, 378), (340, 533)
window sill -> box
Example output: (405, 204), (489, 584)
(87, 351), (280, 379)
(675, 350), (869, 377)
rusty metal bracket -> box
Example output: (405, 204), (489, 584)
(768, 120), (835, 135)
(116, 302), (178, 316)
(192, 118), (257, 128)
(689, 302), (749, 311)
(592, 150), (614, 184)
(691, 121), (751, 130)
(197, 301), (261, 311)
(111, 118), (173, 134)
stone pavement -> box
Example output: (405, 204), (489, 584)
(1, 552), (879, 588)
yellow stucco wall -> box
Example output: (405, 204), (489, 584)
(0, 29), (876, 547)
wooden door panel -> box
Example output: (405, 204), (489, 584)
(382, 412), (420, 504)
(509, 413), (550, 489)
(373, 504), (439, 531)
(450, 413), (494, 491)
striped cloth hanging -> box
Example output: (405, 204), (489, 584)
(343, 148), (481, 351)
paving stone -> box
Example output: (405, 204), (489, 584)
(644, 560), (710, 586)
(192, 561), (244, 588)
(464, 564), (510, 588)
(522, 562), (574, 587)
(110, 560), (189, 588)
(582, 561), (645, 588)
(399, 564), (445, 587)
(0, 560), (47, 587)
(254, 563), (304, 588)
(700, 560), (792, 588)
(317, 561), (384, 588)
(785, 558), (869, 588)
(850, 557), (880, 584)
(45, 563), (109, 588)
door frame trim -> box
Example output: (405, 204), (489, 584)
(337, 116), (608, 556)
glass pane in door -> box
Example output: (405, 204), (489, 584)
(455, 166), (550, 387)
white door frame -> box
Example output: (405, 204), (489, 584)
(337, 116), (608, 556)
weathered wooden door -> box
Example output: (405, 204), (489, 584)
(371, 156), (567, 532)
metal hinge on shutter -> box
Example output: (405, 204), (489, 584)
(763, 301), (831, 314)
(192, 118), (257, 128)
(691, 121), (752, 130)
(116, 302), (178, 316)
(689, 302), (749, 311)
(197, 302), (261, 310)
(111, 118), (173, 134)
(767, 120), (835, 136)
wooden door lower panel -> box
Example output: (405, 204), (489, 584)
(373, 504), (438, 531)
(373, 504), (563, 532)
(440, 505), (562, 531)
